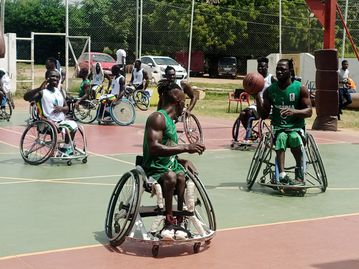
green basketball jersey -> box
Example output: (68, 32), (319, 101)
(143, 110), (183, 180)
(79, 79), (90, 98)
(267, 80), (305, 130)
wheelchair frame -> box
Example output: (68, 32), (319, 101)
(246, 130), (328, 195)
(20, 118), (88, 166)
(0, 95), (12, 122)
(105, 165), (216, 257)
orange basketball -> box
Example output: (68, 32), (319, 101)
(243, 72), (265, 95)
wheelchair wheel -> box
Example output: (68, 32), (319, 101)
(73, 100), (97, 124)
(306, 133), (328, 192)
(133, 89), (150, 111)
(0, 101), (12, 121)
(246, 132), (272, 190)
(110, 99), (136, 126)
(105, 170), (142, 246)
(186, 172), (216, 233)
(20, 120), (57, 165)
(258, 120), (270, 140)
(231, 117), (245, 142)
(72, 125), (87, 156)
(183, 112), (203, 144)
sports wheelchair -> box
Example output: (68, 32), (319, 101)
(20, 105), (88, 166)
(96, 94), (135, 125)
(177, 111), (204, 144)
(246, 129), (327, 196)
(231, 117), (270, 150)
(105, 157), (216, 257)
(0, 95), (12, 121)
(124, 84), (150, 111)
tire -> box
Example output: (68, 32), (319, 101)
(306, 133), (328, 192)
(105, 170), (142, 246)
(20, 120), (57, 165)
(186, 172), (216, 232)
(110, 98), (136, 126)
(133, 89), (150, 111)
(72, 125), (87, 157)
(246, 132), (272, 190)
(232, 117), (245, 142)
(73, 100), (98, 124)
(183, 112), (203, 144)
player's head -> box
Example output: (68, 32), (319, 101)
(46, 70), (60, 87)
(111, 64), (121, 76)
(45, 57), (57, 71)
(134, 59), (141, 69)
(257, 57), (269, 78)
(158, 79), (185, 118)
(95, 62), (102, 74)
(342, 60), (348, 70)
(164, 66), (176, 82)
(79, 67), (89, 79)
(276, 59), (292, 82)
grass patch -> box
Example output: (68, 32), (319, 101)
(191, 82), (240, 92)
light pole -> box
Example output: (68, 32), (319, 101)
(187, 0), (195, 81)
(341, 0), (349, 60)
(279, 0), (282, 54)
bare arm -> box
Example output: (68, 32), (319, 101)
(254, 89), (271, 119)
(280, 85), (312, 118)
(146, 112), (205, 157)
(143, 70), (149, 90)
(116, 76), (125, 100)
(181, 81), (198, 112)
(76, 82), (90, 105)
(24, 80), (47, 102)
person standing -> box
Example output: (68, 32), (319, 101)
(116, 49), (126, 68)
(338, 59), (352, 114)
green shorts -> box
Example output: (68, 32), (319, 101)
(148, 162), (186, 182)
(274, 129), (304, 151)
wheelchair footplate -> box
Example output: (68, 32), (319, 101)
(231, 139), (258, 150)
(259, 180), (308, 196)
(125, 209), (215, 257)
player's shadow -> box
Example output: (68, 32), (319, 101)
(312, 260), (359, 269)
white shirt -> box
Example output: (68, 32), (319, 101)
(0, 69), (11, 93)
(132, 68), (144, 85)
(116, 49), (126, 65)
(41, 87), (65, 122)
(92, 72), (104, 85)
(111, 75), (124, 96)
(339, 68), (349, 87)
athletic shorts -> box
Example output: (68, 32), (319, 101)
(57, 119), (78, 133)
(274, 129), (304, 151)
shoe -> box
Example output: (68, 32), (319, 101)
(289, 178), (305, 186)
(174, 230), (188, 240)
(160, 227), (175, 240)
(103, 116), (112, 121)
(279, 175), (291, 184)
(58, 147), (73, 156)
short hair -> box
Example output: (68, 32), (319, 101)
(46, 57), (57, 65)
(165, 66), (175, 74)
(257, 57), (269, 64)
(157, 79), (182, 101)
(135, 59), (141, 64)
(111, 64), (121, 74)
(342, 60), (348, 64)
(45, 70), (60, 79)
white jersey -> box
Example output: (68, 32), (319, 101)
(132, 68), (144, 85)
(339, 68), (349, 88)
(92, 72), (104, 85)
(0, 69), (11, 93)
(110, 75), (124, 96)
(40, 87), (65, 122)
(116, 49), (126, 65)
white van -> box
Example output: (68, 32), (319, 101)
(140, 56), (188, 84)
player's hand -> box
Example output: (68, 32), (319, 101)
(280, 107), (294, 117)
(186, 143), (206, 155)
(53, 105), (64, 113)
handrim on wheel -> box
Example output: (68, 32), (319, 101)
(73, 100), (98, 124)
(111, 98), (136, 126)
(183, 112), (203, 144)
(133, 89), (150, 111)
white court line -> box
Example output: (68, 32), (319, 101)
(1, 211), (359, 261)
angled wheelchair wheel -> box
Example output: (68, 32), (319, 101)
(306, 133), (328, 192)
(232, 117), (245, 142)
(183, 112), (203, 144)
(105, 169), (142, 246)
(20, 120), (57, 165)
(186, 172), (216, 233)
(0, 100), (12, 121)
(258, 120), (271, 140)
(246, 132), (272, 190)
(72, 125), (87, 156)
(133, 89), (150, 111)
(73, 100), (98, 124)
(111, 99), (136, 126)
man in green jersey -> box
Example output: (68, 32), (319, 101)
(254, 59), (312, 185)
(75, 68), (91, 108)
(143, 79), (205, 239)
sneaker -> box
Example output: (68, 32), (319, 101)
(160, 227), (175, 240)
(103, 116), (112, 121)
(289, 178), (305, 186)
(58, 147), (73, 156)
(174, 230), (188, 240)
(279, 175), (291, 184)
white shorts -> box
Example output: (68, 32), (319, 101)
(57, 119), (78, 132)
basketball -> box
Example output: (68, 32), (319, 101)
(243, 72), (265, 95)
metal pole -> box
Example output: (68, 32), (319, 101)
(139, 0), (143, 58)
(135, 0), (139, 59)
(31, 32), (35, 89)
(341, 0), (349, 60)
(279, 0), (282, 54)
(1, 0), (5, 33)
(187, 0), (195, 81)
(65, 0), (69, 93)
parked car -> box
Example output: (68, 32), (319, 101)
(218, 56), (237, 78)
(140, 56), (188, 84)
(175, 51), (205, 77)
(75, 52), (116, 77)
